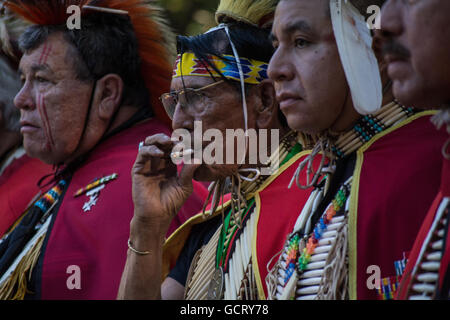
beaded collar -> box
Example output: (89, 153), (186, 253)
(331, 101), (416, 160)
(289, 101), (417, 190)
(205, 131), (302, 299)
(216, 131), (302, 269)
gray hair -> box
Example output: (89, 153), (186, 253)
(0, 55), (21, 133)
(0, 9), (28, 133)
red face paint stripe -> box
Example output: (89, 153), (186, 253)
(37, 94), (54, 150)
(42, 44), (52, 65)
(40, 95), (55, 147)
(38, 43), (48, 65)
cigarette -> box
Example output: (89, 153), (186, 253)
(171, 149), (194, 159)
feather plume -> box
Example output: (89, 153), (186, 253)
(5, 0), (175, 126)
(330, 0), (382, 115)
(0, 6), (28, 60)
(216, 0), (279, 28)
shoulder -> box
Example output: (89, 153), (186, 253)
(361, 111), (446, 157)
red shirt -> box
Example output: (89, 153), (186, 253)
(0, 151), (52, 237)
(36, 119), (207, 299)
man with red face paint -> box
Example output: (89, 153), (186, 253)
(0, 11), (51, 239)
(380, 0), (450, 300)
(0, 0), (206, 300)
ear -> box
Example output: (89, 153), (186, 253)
(94, 74), (124, 121)
(254, 79), (278, 129)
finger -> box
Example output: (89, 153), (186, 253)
(134, 145), (167, 175)
(178, 163), (202, 190)
(136, 145), (165, 163)
(144, 134), (175, 153)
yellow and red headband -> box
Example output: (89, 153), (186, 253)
(173, 52), (269, 85)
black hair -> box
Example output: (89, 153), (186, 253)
(18, 12), (151, 112)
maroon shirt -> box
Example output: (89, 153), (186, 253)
(0, 152), (52, 238)
(35, 119), (206, 299)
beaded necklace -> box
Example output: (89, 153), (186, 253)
(215, 131), (301, 271)
(331, 101), (416, 159)
(216, 199), (256, 271)
(269, 102), (419, 300)
(194, 131), (302, 300)
(289, 101), (416, 194)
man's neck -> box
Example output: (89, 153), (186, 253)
(62, 105), (141, 167)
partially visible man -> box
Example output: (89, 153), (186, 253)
(0, 0), (206, 300)
(0, 11), (51, 238)
(381, 0), (450, 300)
(266, 0), (447, 299)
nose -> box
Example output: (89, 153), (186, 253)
(380, 0), (403, 39)
(172, 101), (194, 132)
(268, 47), (294, 83)
(14, 81), (35, 111)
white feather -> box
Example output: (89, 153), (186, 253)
(330, 0), (382, 115)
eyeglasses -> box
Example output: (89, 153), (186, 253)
(159, 80), (225, 119)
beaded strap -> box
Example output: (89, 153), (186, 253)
(332, 102), (416, 159)
(281, 182), (351, 287)
(34, 180), (66, 213)
(216, 200), (255, 272)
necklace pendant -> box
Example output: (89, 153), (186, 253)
(207, 267), (224, 300)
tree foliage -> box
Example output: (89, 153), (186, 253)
(158, 0), (218, 36)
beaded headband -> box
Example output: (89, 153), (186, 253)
(172, 52), (269, 85)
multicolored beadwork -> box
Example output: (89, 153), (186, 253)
(74, 173), (118, 197)
(173, 52), (269, 85)
(377, 276), (400, 300)
(283, 234), (300, 285)
(332, 105), (416, 159)
(377, 253), (409, 300)
(280, 184), (350, 287)
(296, 185), (350, 274)
(34, 180), (66, 213)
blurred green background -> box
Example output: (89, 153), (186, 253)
(158, 0), (219, 36)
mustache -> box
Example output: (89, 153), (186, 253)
(382, 40), (411, 59)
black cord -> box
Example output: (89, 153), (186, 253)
(298, 154), (356, 238)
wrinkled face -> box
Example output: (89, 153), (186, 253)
(381, 0), (450, 107)
(15, 32), (93, 164)
(171, 76), (260, 181)
(269, 0), (353, 134)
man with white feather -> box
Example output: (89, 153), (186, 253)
(266, 0), (447, 300)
